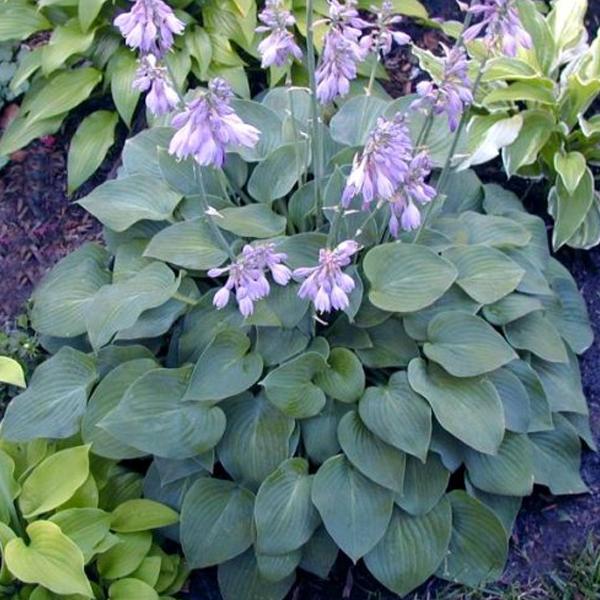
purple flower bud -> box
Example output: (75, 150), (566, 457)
(208, 243), (291, 317)
(114, 0), (184, 57)
(257, 0), (303, 68)
(294, 240), (359, 314)
(412, 45), (473, 131)
(369, 0), (411, 56)
(464, 0), (532, 57)
(342, 114), (413, 208)
(315, 0), (369, 104)
(133, 55), (179, 116)
(169, 78), (260, 168)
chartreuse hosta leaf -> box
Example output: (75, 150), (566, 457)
(337, 411), (406, 494)
(408, 358), (505, 455)
(218, 549), (295, 600)
(109, 577), (159, 600)
(311, 455), (394, 562)
(358, 371), (432, 462)
(110, 499), (179, 533)
(2, 347), (97, 442)
(255, 458), (320, 555)
(442, 245), (524, 305)
(0, 521), (17, 586)
(30, 243), (110, 338)
(78, 175), (182, 232)
(0, 357), (25, 388)
(85, 262), (181, 349)
(19, 445), (90, 519)
(5, 521), (93, 597)
(436, 491), (508, 587)
(364, 498), (452, 597)
(181, 478), (255, 568)
(218, 393), (295, 492)
(183, 330), (263, 403)
(364, 244), (457, 313)
(261, 352), (329, 419)
(81, 359), (157, 460)
(395, 453), (450, 516)
(97, 531), (152, 579)
(424, 311), (517, 377)
(100, 367), (226, 459)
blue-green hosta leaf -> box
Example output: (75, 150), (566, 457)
(364, 499), (451, 597)
(299, 527), (338, 579)
(504, 312), (568, 363)
(77, 175), (182, 231)
(218, 549), (295, 600)
(82, 359), (156, 459)
(395, 453), (450, 516)
(482, 293), (543, 326)
(465, 433), (534, 496)
(364, 244), (457, 313)
(261, 352), (328, 418)
(4, 521), (93, 597)
(311, 455), (394, 562)
(183, 330), (263, 403)
(245, 283), (309, 329)
(356, 318), (419, 368)
(314, 348), (364, 403)
(30, 244), (110, 338)
(424, 311), (517, 377)
(408, 358), (505, 455)
(329, 95), (388, 146)
(230, 99), (283, 161)
(19, 445), (90, 519)
(49, 508), (111, 563)
(457, 211), (531, 248)
(100, 367), (226, 458)
(529, 414), (588, 495)
(85, 263), (180, 349)
(488, 368), (531, 433)
(218, 393), (295, 492)
(358, 371), (431, 461)
(2, 347), (97, 442)
(181, 478), (255, 568)
(144, 218), (229, 270)
(217, 204), (286, 238)
(338, 411), (406, 494)
(255, 327), (310, 367)
(255, 458), (320, 555)
(442, 245), (524, 304)
(256, 549), (301, 583)
(301, 399), (349, 465)
(436, 491), (508, 586)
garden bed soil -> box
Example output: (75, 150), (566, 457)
(1, 2), (600, 598)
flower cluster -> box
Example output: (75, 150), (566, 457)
(294, 241), (359, 313)
(133, 55), (179, 116)
(413, 45), (473, 131)
(209, 244), (292, 317)
(367, 0), (411, 57)
(114, 0), (183, 117)
(465, 0), (533, 56)
(169, 78), (260, 168)
(316, 0), (370, 104)
(114, 0), (184, 57)
(257, 0), (303, 68)
(342, 113), (436, 236)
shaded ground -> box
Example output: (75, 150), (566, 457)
(1, 1), (599, 598)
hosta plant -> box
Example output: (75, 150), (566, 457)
(421, 0), (600, 249)
(0, 437), (186, 599)
(0, 0), (428, 190)
(0, 71), (595, 597)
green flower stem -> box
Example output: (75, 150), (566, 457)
(286, 74), (306, 190)
(366, 55), (380, 96)
(306, 0), (325, 229)
(173, 292), (199, 306)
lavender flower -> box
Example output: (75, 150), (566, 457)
(387, 151), (436, 236)
(464, 0), (532, 57)
(412, 45), (473, 131)
(209, 244), (292, 317)
(294, 240), (359, 313)
(169, 78), (260, 168)
(133, 55), (179, 116)
(368, 1), (411, 57)
(114, 0), (184, 57)
(342, 114), (413, 208)
(257, 0), (303, 68)
(316, 0), (370, 104)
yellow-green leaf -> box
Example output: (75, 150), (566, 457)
(0, 357), (26, 388)
(111, 499), (179, 533)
